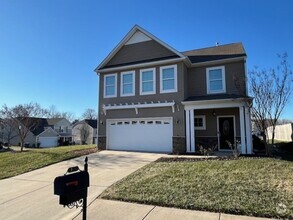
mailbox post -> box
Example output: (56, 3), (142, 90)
(54, 157), (89, 220)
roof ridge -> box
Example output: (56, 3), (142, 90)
(181, 42), (243, 53)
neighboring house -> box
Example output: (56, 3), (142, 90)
(72, 119), (97, 144)
(95, 25), (253, 154)
(46, 118), (73, 145)
(5, 118), (72, 148)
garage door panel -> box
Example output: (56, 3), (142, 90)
(107, 118), (172, 152)
(39, 137), (58, 148)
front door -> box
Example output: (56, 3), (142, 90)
(218, 116), (235, 150)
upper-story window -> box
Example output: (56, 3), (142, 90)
(140, 68), (156, 95)
(160, 64), (177, 93)
(121, 71), (135, 97)
(104, 73), (117, 98)
(206, 66), (226, 94)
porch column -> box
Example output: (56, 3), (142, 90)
(190, 110), (195, 152)
(239, 106), (247, 154)
(245, 107), (253, 154)
(185, 110), (191, 153)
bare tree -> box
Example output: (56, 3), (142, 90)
(0, 118), (18, 148)
(79, 123), (90, 144)
(45, 105), (75, 122)
(276, 118), (293, 125)
(0, 103), (46, 152)
(249, 53), (293, 154)
(82, 108), (97, 120)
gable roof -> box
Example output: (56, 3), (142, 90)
(85, 119), (97, 128)
(95, 25), (186, 72)
(17, 117), (49, 136)
(73, 119), (97, 129)
(181, 43), (246, 64)
(37, 126), (59, 137)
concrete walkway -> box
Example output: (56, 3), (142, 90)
(1, 150), (275, 220)
(0, 150), (162, 220)
(74, 199), (275, 220)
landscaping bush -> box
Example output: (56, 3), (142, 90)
(252, 135), (266, 153)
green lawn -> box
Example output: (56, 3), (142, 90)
(100, 157), (293, 219)
(0, 145), (97, 179)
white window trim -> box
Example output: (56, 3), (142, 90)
(104, 73), (117, 98)
(160, 64), (178, 93)
(206, 66), (226, 94)
(140, 67), (156, 95)
(194, 115), (206, 130)
(120, 71), (135, 97)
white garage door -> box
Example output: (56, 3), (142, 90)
(39, 137), (58, 148)
(107, 118), (173, 153)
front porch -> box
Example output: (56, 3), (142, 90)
(183, 97), (253, 154)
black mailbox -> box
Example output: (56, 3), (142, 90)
(54, 170), (89, 206)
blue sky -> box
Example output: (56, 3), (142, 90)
(0, 0), (293, 119)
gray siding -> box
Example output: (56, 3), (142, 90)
(194, 108), (240, 137)
(105, 40), (177, 67)
(187, 61), (246, 97)
(10, 131), (36, 146)
(100, 62), (184, 105)
(98, 62), (186, 137)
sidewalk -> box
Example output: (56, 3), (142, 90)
(74, 199), (275, 220)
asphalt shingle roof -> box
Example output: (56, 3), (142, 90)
(184, 94), (252, 102)
(181, 43), (246, 64)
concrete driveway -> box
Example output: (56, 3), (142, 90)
(0, 150), (163, 220)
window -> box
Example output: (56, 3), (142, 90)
(160, 64), (177, 93)
(121, 71), (135, 96)
(104, 74), (117, 98)
(140, 68), (156, 95)
(194, 115), (206, 130)
(206, 66), (226, 94)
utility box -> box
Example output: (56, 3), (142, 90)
(54, 170), (89, 206)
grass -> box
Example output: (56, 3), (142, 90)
(100, 157), (293, 219)
(0, 145), (97, 179)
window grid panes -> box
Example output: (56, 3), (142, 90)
(194, 118), (203, 127)
(141, 70), (154, 93)
(105, 75), (116, 97)
(162, 67), (175, 91)
(194, 116), (206, 130)
(207, 67), (225, 93)
(122, 73), (134, 95)
(209, 69), (223, 91)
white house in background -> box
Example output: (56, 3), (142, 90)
(46, 118), (73, 145)
(72, 119), (97, 145)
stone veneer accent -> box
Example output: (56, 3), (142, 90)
(98, 136), (106, 150)
(173, 136), (186, 154)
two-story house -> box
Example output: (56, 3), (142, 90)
(95, 25), (253, 154)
